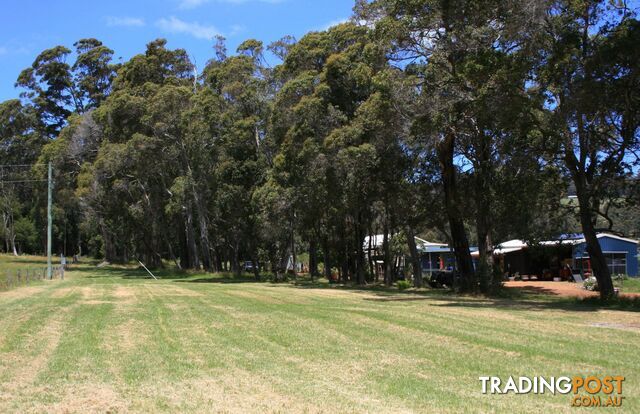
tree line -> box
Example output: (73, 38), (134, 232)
(0, 0), (638, 299)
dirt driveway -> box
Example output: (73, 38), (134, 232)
(504, 281), (639, 298)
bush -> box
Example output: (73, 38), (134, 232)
(613, 274), (628, 282)
(583, 276), (599, 291)
(397, 280), (411, 291)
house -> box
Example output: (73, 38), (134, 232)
(488, 233), (638, 279)
(363, 235), (456, 278)
(418, 241), (456, 274)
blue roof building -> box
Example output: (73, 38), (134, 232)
(492, 233), (639, 278)
(572, 234), (639, 277)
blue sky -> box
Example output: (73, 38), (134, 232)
(0, 0), (355, 101)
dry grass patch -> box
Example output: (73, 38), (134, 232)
(0, 311), (68, 401)
(224, 289), (302, 304)
(282, 286), (380, 301)
(50, 286), (79, 298)
(143, 284), (204, 298)
(110, 319), (148, 353)
(0, 285), (47, 300)
(113, 285), (138, 302)
(131, 369), (414, 414)
(24, 383), (128, 414)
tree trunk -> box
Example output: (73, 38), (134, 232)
(355, 213), (366, 285)
(309, 239), (318, 280)
(340, 226), (349, 283)
(383, 221), (392, 287)
(476, 220), (494, 293)
(280, 249), (290, 281)
(368, 227), (375, 280)
(167, 238), (181, 270)
(3, 213), (8, 253)
(323, 238), (331, 280)
(475, 137), (495, 294)
(233, 239), (241, 277)
(405, 226), (423, 287)
(437, 131), (476, 292)
(269, 250), (279, 282)
(196, 209), (213, 272)
(252, 256), (260, 281)
(291, 226), (297, 279)
(185, 203), (200, 269)
(575, 183), (614, 299)
(101, 221), (116, 262)
(10, 234), (17, 256)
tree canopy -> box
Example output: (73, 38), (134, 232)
(1, 0), (638, 299)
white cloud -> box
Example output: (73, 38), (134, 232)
(106, 16), (146, 27)
(229, 24), (246, 37)
(320, 17), (350, 31)
(179, 0), (208, 8)
(156, 16), (221, 40)
(179, 0), (284, 9)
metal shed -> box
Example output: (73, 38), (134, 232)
(572, 234), (639, 277)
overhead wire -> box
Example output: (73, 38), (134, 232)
(0, 163), (48, 184)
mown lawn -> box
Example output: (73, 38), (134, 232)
(0, 259), (638, 413)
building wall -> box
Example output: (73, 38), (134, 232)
(502, 250), (529, 276)
(420, 252), (456, 272)
(572, 236), (639, 277)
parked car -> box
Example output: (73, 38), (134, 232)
(428, 271), (458, 289)
(243, 261), (256, 272)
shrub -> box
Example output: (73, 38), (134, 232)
(397, 280), (411, 290)
(583, 276), (599, 291)
(613, 274), (628, 282)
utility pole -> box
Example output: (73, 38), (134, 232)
(47, 162), (52, 280)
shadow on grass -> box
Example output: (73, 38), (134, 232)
(179, 276), (260, 284)
(70, 264), (640, 312)
(283, 279), (640, 312)
(429, 295), (640, 312)
(0, 259), (50, 266)
(69, 263), (194, 280)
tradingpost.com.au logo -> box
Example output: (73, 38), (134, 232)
(479, 376), (625, 408)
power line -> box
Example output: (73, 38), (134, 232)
(0, 163), (49, 183)
(0, 179), (47, 184)
(0, 164), (46, 167)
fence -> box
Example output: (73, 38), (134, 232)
(0, 265), (65, 291)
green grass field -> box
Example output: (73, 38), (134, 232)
(616, 277), (640, 293)
(0, 254), (49, 272)
(0, 257), (638, 413)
